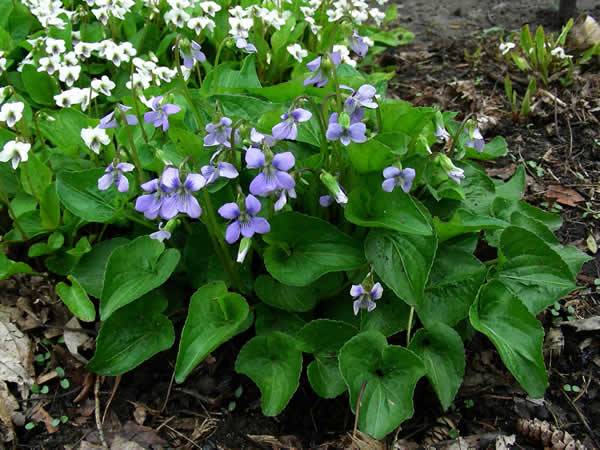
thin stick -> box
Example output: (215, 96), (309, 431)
(94, 376), (108, 450)
(352, 380), (368, 444)
(102, 375), (121, 424)
(406, 307), (415, 344)
(160, 370), (176, 413)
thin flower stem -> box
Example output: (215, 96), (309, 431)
(374, 98), (384, 132)
(406, 306), (415, 344)
(129, 73), (149, 144)
(307, 97), (329, 164)
(118, 109), (145, 185)
(174, 40), (205, 131)
(214, 37), (230, 68)
(201, 190), (242, 291)
(448, 112), (473, 156)
(123, 209), (155, 230)
(330, 63), (343, 111)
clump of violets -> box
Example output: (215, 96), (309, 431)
(326, 112), (367, 146)
(246, 147), (295, 197)
(271, 108), (312, 141)
(98, 161), (135, 192)
(180, 41), (206, 68)
(218, 194), (270, 244)
(143, 96), (181, 131)
(382, 166), (416, 193)
(350, 282), (383, 315)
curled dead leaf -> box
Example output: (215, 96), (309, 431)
(0, 381), (19, 442)
(545, 185), (584, 207)
(0, 310), (34, 389)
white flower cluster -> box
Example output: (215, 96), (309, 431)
(21, 0), (73, 29)
(325, 0), (388, 25)
(0, 101), (30, 169)
(161, 0), (220, 34)
(88, 0), (136, 25)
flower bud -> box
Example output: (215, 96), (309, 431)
(237, 237), (252, 263)
(320, 170), (348, 205)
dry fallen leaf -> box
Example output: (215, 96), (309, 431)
(0, 310), (34, 388)
(486, 164), (517, 180)
(545, 185), (584, 207)
(0, 382), (19, 442)
(586, 235), (598, 254)
(30, 404), (58, 434)
(560, 316), (600, 332)
(63, 317), (92, 363)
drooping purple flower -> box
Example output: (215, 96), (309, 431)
(382, 166), (416, 193)
(97, 161), (135, 192)
(159, 167), (206, 219)
(274, 187), (297, 211)
(235, 37), (257, 53)
(181, 41), (206, 69)
(201, 161), (239, 184)
(271, 108), (312, 141)
(99, 104), (138, 129)
(351, 282), (383, 315)
(326, 112), (367, 146)
(218, 195), (270, 244)
(204, 117), (234, 147)
(135, 178), (173, 220)
(246, 147), (295, 196)
(143, 96), (181, 131)
(349, 31), (369, 58)
(250, 128), (277, 147)
(435, 125), (451, 142)
(465, 128), (485, 152)
(149, 222), (171, 242)
(448, 167), (465, 184)
(304, 52), (341, 88)
(344, 84), (378, 116)
(319, 195), (334, 207)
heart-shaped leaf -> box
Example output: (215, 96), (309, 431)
(339, 331), (425, 439)
(55, 276), (96, 322)
(264, 212), (364, 286)
(100, 237), (180, 320)
(469, 280), (548, 398)
(235, 332), (302, 416)
(175, 282), (249, 383)
(408, 322), (465, 410)
(346, 185), (433, 236)
(365, 229), (437, 306)
(307, 355), (347, 399)
(88, 292), (175, 375)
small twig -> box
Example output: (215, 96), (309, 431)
(95, 376), (108, 450)
(162, 423), (203, 449)
(102, 375), (121, 424)
(160, 370), (176, 413)
(352, 380), (368, 445)
(561, 390), (600, 448)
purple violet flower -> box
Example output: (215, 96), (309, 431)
(349, 31), (369, 58)
(382, 166), (416, 193)
(304, 51), (341, 88)
(246, 147), (295, 196)
(143, 96), (181, 131)
(204, 117), (234, 147)
(235, 37), (257, 53)
(159, 167), (206, 219)
(99, 104), (138, 129)
(250, 128), (277, 147)
(465, 128), (485, 152)
(351, 282), (383, 315)
(218, 195), (270, 244)
(201, 161), (239, 184)
(98, 161), (135, 192)
(271, 108), (312, 141)
(448, 167), (465, 184)
(181, 41), (206, 69)
(274, 187), (297, 211)
(435, 125), (451, 142)
(135, 178), (173, 220)
(319, 195), (334, 207)
(344, 84), (378, 116)
(326, 112), (367, 146)
(149, 222), (171, 242)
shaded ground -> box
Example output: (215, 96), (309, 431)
(5, 1), (600, 449)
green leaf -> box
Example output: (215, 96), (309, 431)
(417, 245), (486, 327)
(39, 108), (94, 151)
(175, 282), (249, 383)
(469, 281), (548, 398)
(40, 183), (61, 229)
(339, 331), (426, 439)
(465, 136), (508, 160)
(346, 186), (433, 236)
(307, 354), (347, 399)
(0, 252), (32, 280)
(408, 323), (465, 410)
(56, 169), (120, 223)
(71, 238), (129, 298)
(434, 209), (508, 242)
(21, 65), (59, 105)
(495, 165), (526, 201)
(365, 229), (437, 306)
(460, 164), (497, 215)
(347, 136), (395, 173)
(264, 212), (364, 286)
(55, 276), (96, 322)
(235, 332), (302, 416)
(20, 152), (52, 201)
(296, 319), (358, 354)
(88, 292), (175, 375)
(495, 227), (575, 314)
(100, 237), (180, 319)
(254, 304), (305, 336)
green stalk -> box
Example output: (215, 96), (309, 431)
(174, 40), (205, 130)
(214, 37), (230, 68)
(201, 190), (242, 291)
(118, 109), (145, 185)
(406, 306), (415, 344)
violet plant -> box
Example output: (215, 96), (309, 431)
(0, 0), (590, 440)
